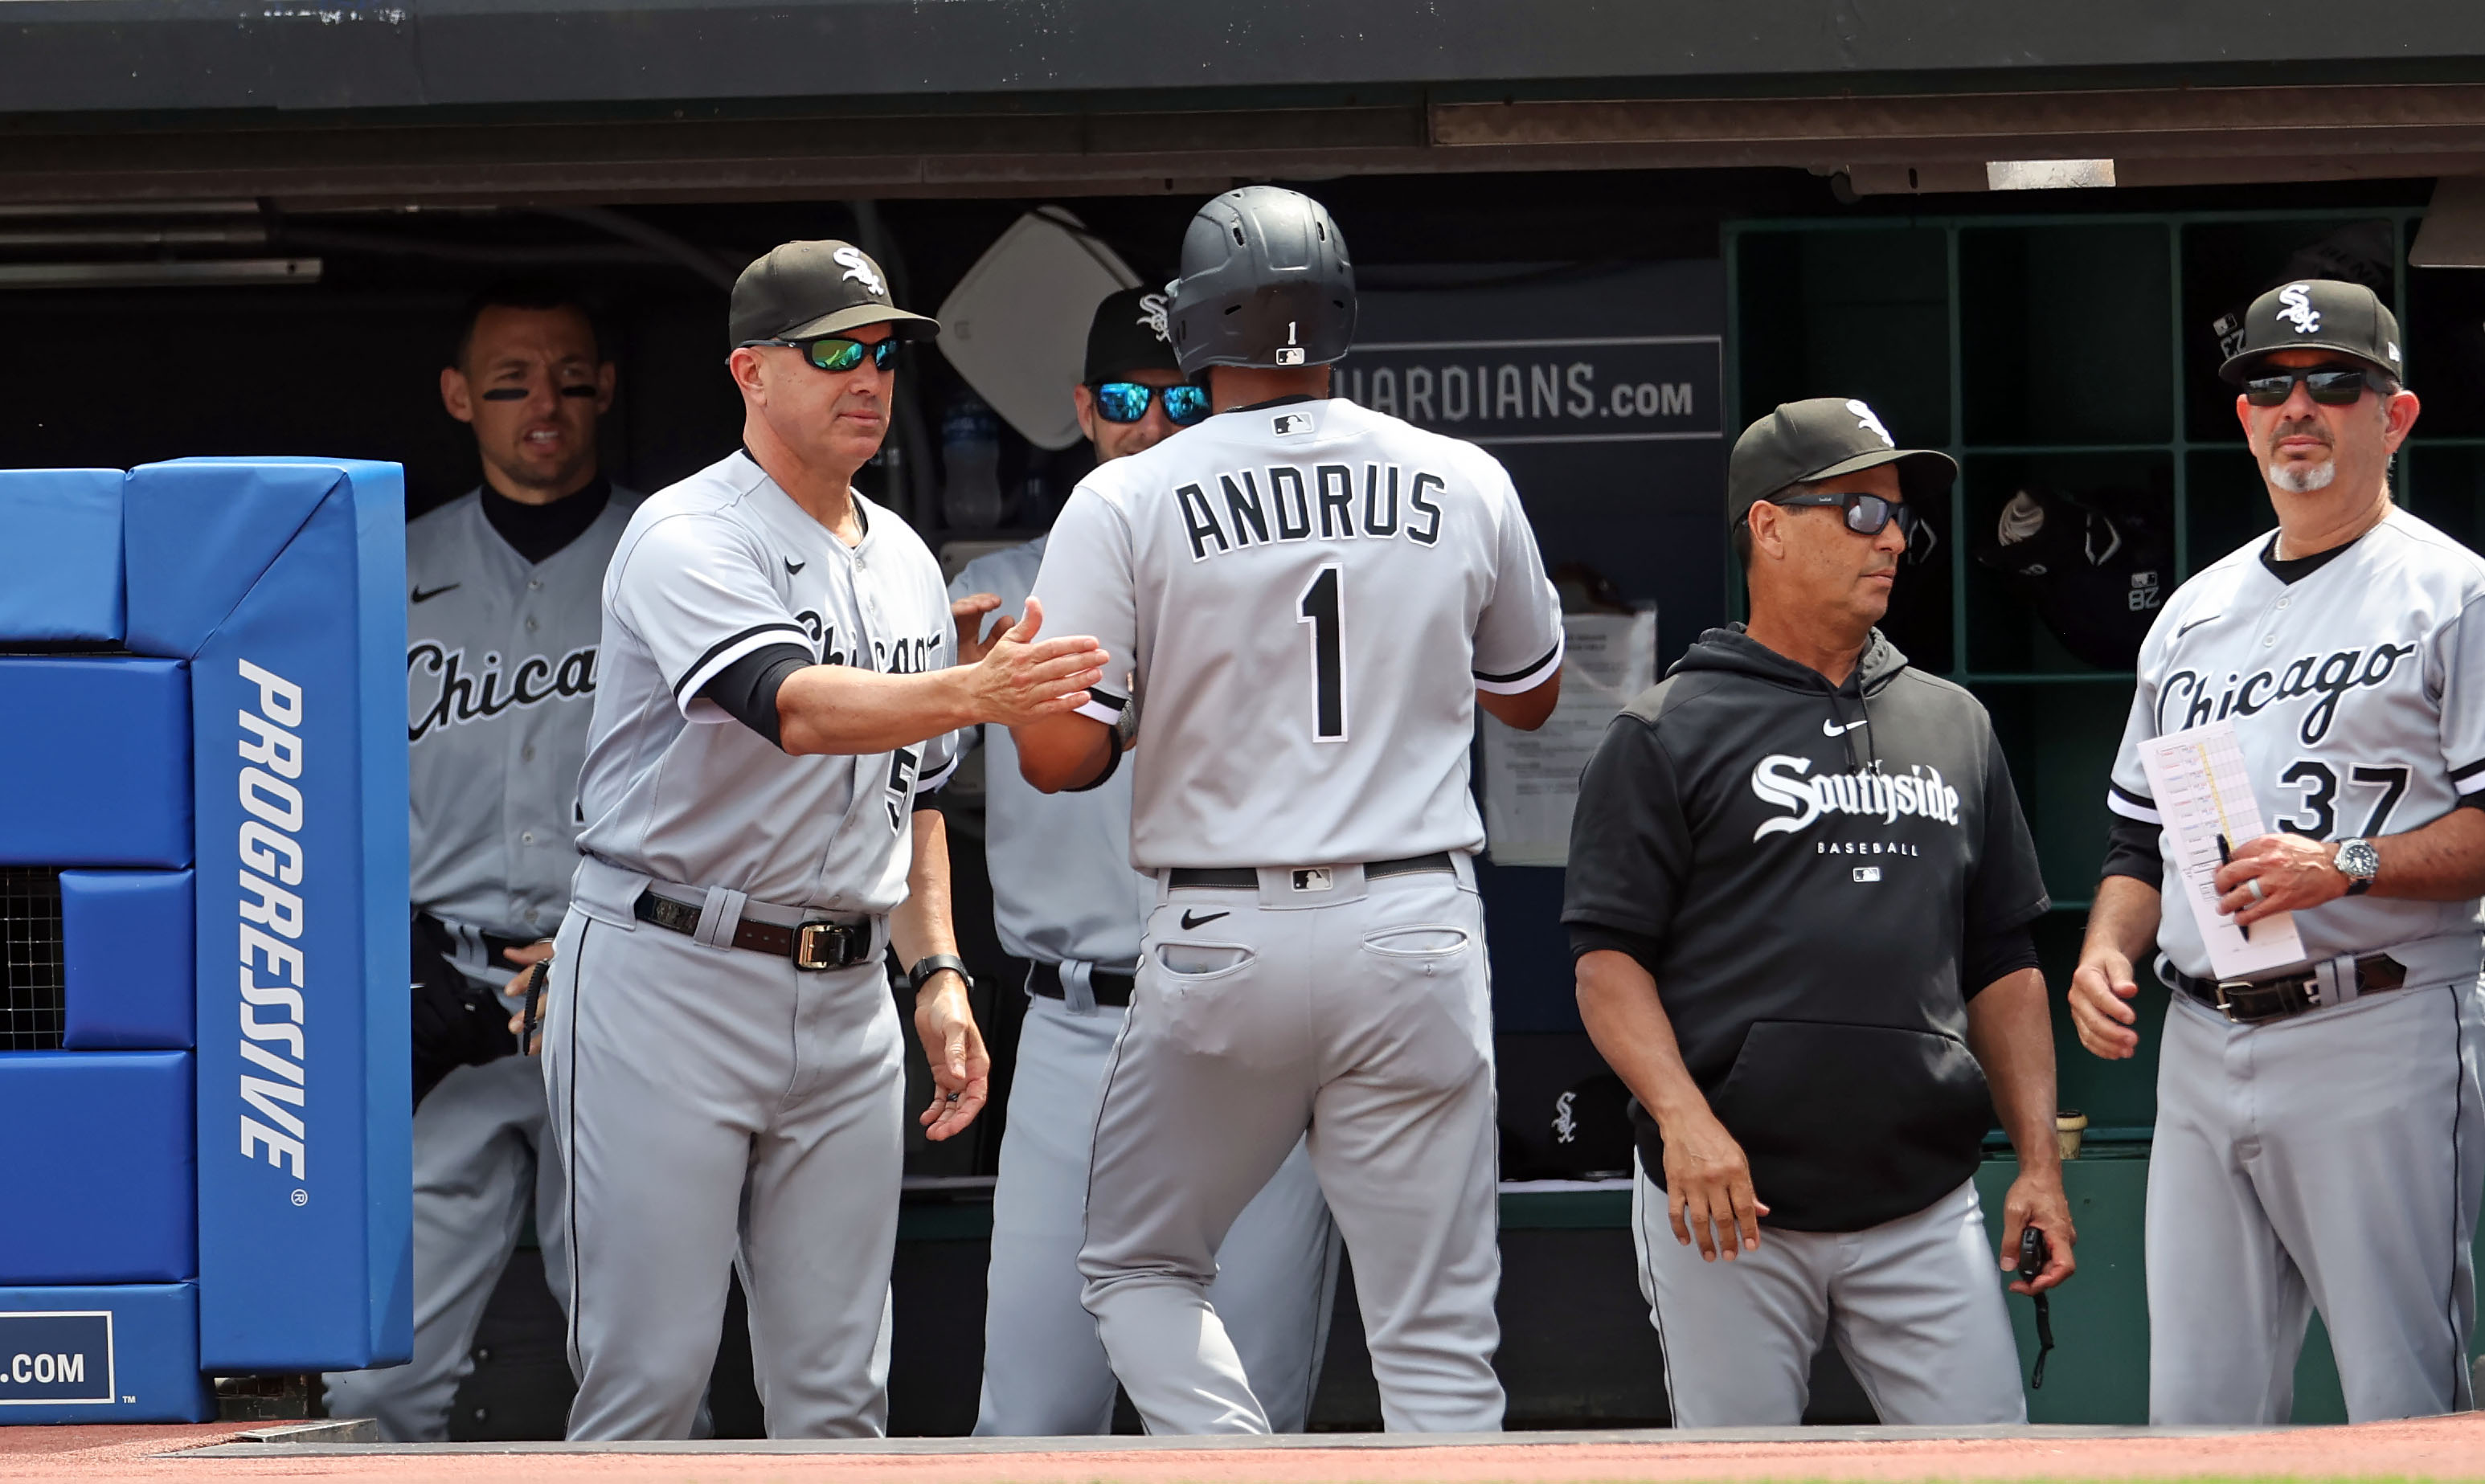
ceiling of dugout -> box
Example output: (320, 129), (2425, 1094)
(7, 2), (2485, 208)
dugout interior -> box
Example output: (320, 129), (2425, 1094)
(4, 168), (2482, 1432)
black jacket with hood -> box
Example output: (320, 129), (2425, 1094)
(1563, 625), (2048, 1233)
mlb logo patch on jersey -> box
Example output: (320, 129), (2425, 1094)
(1290, 867), (1333, 893)
(1272, 411), (1316, 435)
(1853, 866), (1881, 883)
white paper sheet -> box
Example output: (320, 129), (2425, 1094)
(2135, 718), (2307, 979)
(1481, 610), (1656, 867)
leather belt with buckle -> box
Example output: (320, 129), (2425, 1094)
(2169, 954), (2407, 1024)
(632, 889), (875, 971)
(1026, 961), (1135, 1008)
(1167, 852), (1456, 889)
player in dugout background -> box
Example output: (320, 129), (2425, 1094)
(326, 282), (641, 1439)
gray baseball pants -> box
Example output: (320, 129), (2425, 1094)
(543, 904), (904, 1441)
(2146, 977), (2484, 1423)
(321, 1054), (571, 1441)
(976, 987), (1341, 1435)
(1079, 861), (1505, 1435)
(1631, 1164), (2025, 1426)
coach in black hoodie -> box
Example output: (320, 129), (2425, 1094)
(1566, 398), (2074, 1426)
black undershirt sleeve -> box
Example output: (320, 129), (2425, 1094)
(2099, 810), (2164, 885)
(698, 642), (814, 750)
(1960, 921), (2040, 1000)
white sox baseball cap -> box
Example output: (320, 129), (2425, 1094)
(2217, 279), (2402, 384)
(731, 239), (940, 345)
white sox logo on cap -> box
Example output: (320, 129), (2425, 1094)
(2277, 283), (2320, 334)
(833, 245), (886, 297)
(1847, 399), (1895, 448)
(1138, 292), (1171, 341)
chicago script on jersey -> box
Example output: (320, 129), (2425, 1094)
(1175, 463), (1446, 562)
(2159, 642), (2417, 746)
(407, 640), (599, 742)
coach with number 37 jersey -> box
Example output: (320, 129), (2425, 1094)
(2076, 279), (2485, 1425)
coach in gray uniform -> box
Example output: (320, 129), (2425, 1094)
(953, 288), (1341, 1436)
(325, 283), (638, 1440)
(542, 240), (1108, 1440)
(1566, 399), (2075, 1426)
(2076, 280), (2485, 1422)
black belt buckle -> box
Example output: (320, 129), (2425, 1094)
(795, 919), (867, 971)
(2212, 980), (2254, 1023)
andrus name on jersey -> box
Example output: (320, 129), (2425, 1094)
(1749, 755), (1963, 841)
(1176, 463), (1445, 562)
(2159, 642), (2416, 746)
(408, 641), (598, 742)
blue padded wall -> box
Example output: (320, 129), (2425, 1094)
(0, 659), (190, 868)
(0, 469), (124, 643)
(0, 1052), (194, 1284)
(61, 870), (195, 1050)
(125, 458), (411, 1372)
(0, 1284), (215, 1424)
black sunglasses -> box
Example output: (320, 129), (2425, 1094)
(1091, 380), (1211, 427)
(1769, 491), (1923, 539)
(2241, 365), (2387, 407)
(739, 335), (902, 374)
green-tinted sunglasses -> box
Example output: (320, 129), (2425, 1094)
(741, 334), (902, 374)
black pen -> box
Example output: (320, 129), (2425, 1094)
(2217, 832), (2251, 942)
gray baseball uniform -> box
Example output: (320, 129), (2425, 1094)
(2106, 505), (2485, 1422)
(544, 451), (960, 1440)
(951, 539), (1341, 1437)
(1030, 395), (1564, 1434)
(324, 481), (639, 1441)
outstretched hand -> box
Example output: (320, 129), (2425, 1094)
(964, 597), (1109, 727)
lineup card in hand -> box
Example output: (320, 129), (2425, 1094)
(2136, 718), (2307, 980)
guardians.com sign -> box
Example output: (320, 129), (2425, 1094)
(1337, 335), (1723, 447)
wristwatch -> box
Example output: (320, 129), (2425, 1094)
(2334, 837), (2380, 896)
(907, 953), (975, 994)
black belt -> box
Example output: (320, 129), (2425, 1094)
(632, 889), (877, 971)
(413, 911), (539, 972)
(1026, 961), (1135, 1008)
(1166, 852), (1457, 889)
(2167, 954), (2406, 1024)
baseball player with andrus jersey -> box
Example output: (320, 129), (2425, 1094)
(539, 239), (1110, 1439)
(1015, 187), (1566, 1435)
(2074, 278), (2485, 1422)
(953, 288), (1341, 1437)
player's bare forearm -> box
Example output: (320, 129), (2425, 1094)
(895, 811), (990, 1141)
(1966, 967), (2059, 1175)
(1477, 669), (1561, 730)
(1013, 712), (1116, 793)
(890, 808), (959, 969)
(1576, 947), (1767, 1257)
(775, 595), (1107, 756)
(2220, 806), (2485, 926)
(2069, 873), (2161, 1061)
(1967, 967), (2077, 1291)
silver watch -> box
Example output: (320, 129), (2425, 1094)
(2335, 837), (2380, 896)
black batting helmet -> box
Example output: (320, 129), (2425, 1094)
(1165, 186), (1356, 376)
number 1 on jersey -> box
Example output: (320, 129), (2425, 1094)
(1298, 565), (1347, 742)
